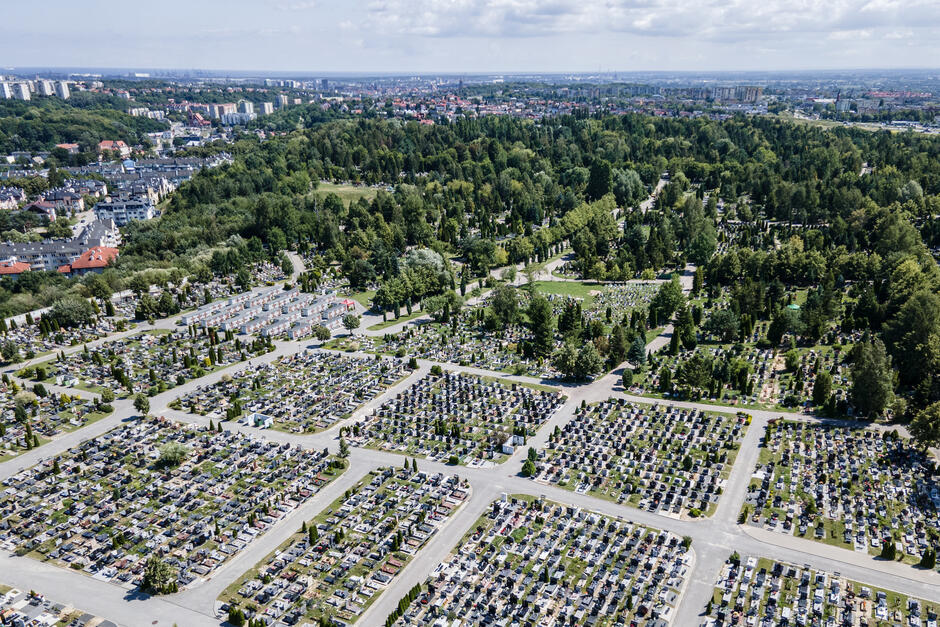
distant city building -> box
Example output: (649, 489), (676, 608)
(98, 140), (131, 158)
(0, 83), (11, 99)
(238, 100), (254, 115)
(12, 83), (30, 101)
(37, 80), (55, 97)
(55, 81), (70, 99)
(276, 94), (289, 109)
(0, 218), (121, 272)
(221, 111), (256, 125)
(0, 259), (31, 279)
(0, 187), (27, 210)
(208, 103), (237, 118)
(260, 102), (274, 115)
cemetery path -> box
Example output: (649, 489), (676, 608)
(285, 251), (305, 281)
(0, 551), (218, 627)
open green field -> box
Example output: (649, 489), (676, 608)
(348, 290), (376, 308)
(313, 182), (380, 207)
(532, 280), (600, 307)
(367, 310), (424, 331)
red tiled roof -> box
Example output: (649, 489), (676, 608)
(98, 140), (128, 150)
(0, 261), (30, 275)
(57, 246), (118, 274)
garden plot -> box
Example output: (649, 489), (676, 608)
(705, 554), (937, 626)
(393, 494), (692, 627)
(743, 421), (939, 566)
(534, 399), (749, 518)
(173, 350), (409, 433)
(218, 466), (468, 626)
(0, 416), (345, 588)
(351, 370), (566, 466)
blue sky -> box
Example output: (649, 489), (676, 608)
(2, 0), (938, 72)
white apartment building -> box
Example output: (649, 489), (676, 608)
(12, 83), (30, 101)
(94, 198), (155, 226)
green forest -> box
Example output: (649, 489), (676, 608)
(2, 110), (938, 432)
(0, 97), (167, 154)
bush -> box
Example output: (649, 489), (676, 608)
(157, 442), (189, 468)
(447, 455), (459, 465)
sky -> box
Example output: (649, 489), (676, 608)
(2, 0), (939, 74)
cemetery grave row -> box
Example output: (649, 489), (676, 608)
(173, 349), (410, 433)
(393, 494), (692, 627)
(219, 466), (469, 626)
(0, 311), (127, 365)
(112, 260), (289, 321)
(24, 328), (271, 398)
(350, 370), (566, 467)
(180, 286), (353, 341)
(705, 554), (937, 627)
(0, 416), (346, 589)
(534, 398), (749, 518)
(584, 283), (659, 323)
(0, 586), (115, 627)
(353, 310), (558, 379)
(743, 420), (939, 569)
(0, 381), (111, 462)
(632, 332), (855, 412)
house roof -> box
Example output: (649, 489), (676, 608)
(57, 246), (118, 274)
(0, 260), (30, 275)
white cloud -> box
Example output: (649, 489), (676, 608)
(362, 0), (940, 43)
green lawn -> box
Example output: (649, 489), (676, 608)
(367, 310), (424, 331)
(532, 281), (600, 307)
(349, 290), (376, 308)
(312, 182), (380, 207)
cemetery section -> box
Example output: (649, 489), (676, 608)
(218, 465), (469, 626)
(392, 494), (692, 626)
(22, 327), (272, 397)
(350, 370), (566, 466)
(0, 380), (111, 461)
(704, 554), (937, 626)
(533, 398), (749, 518)
(0, 416), (346, 589)
(171, 349), (410, 433)
(743, 420), (939, 568)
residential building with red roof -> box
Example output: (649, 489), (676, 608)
(0, 259), (31, 278)
(57, 246), (118, 276)
(98, 140), (131, 157)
